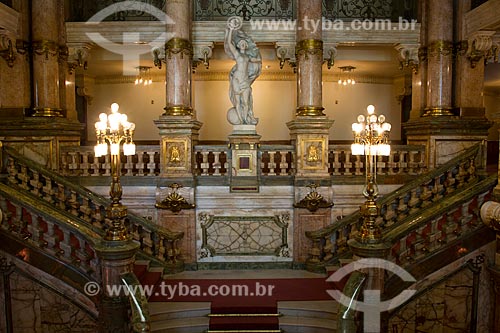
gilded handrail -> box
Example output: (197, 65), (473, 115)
(121, 272), (151, 333)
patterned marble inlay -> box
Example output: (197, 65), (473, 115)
(200, 214), (289, 257)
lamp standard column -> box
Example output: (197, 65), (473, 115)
(423, 0), (454, 117)
(31, 0), (63, 117)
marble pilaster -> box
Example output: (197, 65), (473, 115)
(163, 0), (192, 116)
(31, 0), (63, 117)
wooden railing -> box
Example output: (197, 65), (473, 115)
(3, 146), (184, 271)
(60, 144), (426, 178)
(305, 143), (484, 272)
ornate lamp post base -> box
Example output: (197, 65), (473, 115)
(105, 203), (129, 241)
(357, 199), (382, 243)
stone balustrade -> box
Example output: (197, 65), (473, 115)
(60, 144), (426, 178)
(4, 146), (184, 270)
(0, 184), (102, 282)
(305, 143), (483, 271)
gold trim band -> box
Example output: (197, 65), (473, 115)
(296, 39), (323, 58)
(163, 105), (193, 116)
(427, 40), (454, 57)
(296, 106), (325, 117)
(422, 106), (454, 117)
(165, 37), (193, 58)
(31, 107), (64, 117)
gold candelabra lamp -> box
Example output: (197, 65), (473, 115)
(351, 105), (391, 243)
(94, 103), (136, 241)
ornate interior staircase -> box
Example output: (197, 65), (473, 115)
(0, 143), (496, 332)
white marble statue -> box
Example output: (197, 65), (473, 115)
(224, 17), (262, 125)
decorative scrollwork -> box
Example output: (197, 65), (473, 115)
(0, 35), (15, 67)
(336, 0), (392, 19)
(194, 0), (293, 21)
(32, 40), (59, 60)
(155, 183), (195, 213)
(294, 183), (334, 213)
(427, 40), (454, 58)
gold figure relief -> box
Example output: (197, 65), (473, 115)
(307, 144), (319, 163)
(169, 145), (181, 163)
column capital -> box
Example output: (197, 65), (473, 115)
(275, 43), (296, 70)
(193, 42), (214, 71)
(324, 43), (338, 70)
(67, 42), (94, 73)
(395, 43), (420, 73)
(0, 30), (16, 67)
(465, 30), (497, 68)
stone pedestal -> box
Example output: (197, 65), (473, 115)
(95, 240), (139, 333)
(154, 115), (202, 178)
(293, 208), (331, 263)
(228, 127), (261, 192)
(404, 118), (491, 169)
(287, 117), (334, 178)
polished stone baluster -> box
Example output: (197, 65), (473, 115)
(67, 191), (80, 217)
(44, 221), (59, 256)
(413, 225), (427, 260)
(281, 151), (290, 175)
(384, 202), (397, 225)
(30, 171), (42, 197)
(67, 152), (79, 175)
(27, 212), (42, 245)
(456, 161), (468, 187)
(387, 152), (397, 175)
(103, 154), (111, 176)
(157, 234), (166, 261)
(125, 154), (134, 176)
(468, 158), (477, 182)
(432, 176), (444, 201)
(59, 229), (73, 262)
(268, 151), (277, 176)
(444, 207), (460, 241)
(80, 197), (92, 224)
(59, 151), (69, 175)
(397, 195), (409, 219)
(353, 153), (364, 176)
(428, 218), (441, 252)
(408, 150), (418, 174)
(0, 197), (8, 229)
(444, 169), (456, 194)
(329, 150), (340, 175)
(142, 230), (153, 256)
(213, 152), (222, 176)
(11, 203), (23, 235)
(56, 184), (67, 210)
(19, 165), (29, 190)
(41, 175), (55, 204)
(7, 157), (17, 185)
(323, 237), (334, 262)
(308, 240), (322, 264)
(408, 188), (421, 214)
(147, 152), (156, 176)
(93, 205), (105, 229)
(200, 151), (209, 175)
(399, 150), (409, 174)
(91, 154), (101, 176)
(74, 237), (90, 273)
(376, 155), (385, 175)
(81, 152), (91, 176)
(420, 179), (433, 206)
(135, 152), (146, 176)
(460, 199), (474, 231)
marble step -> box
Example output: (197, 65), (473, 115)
(150, 315), (209, 333)
(149, 302), (211, 322)
(278, 300), (338, 320)
(279, 315), (337, 333)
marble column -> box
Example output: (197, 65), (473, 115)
(423, 0), (454, 117)
(295, 0), (323, 117)
(163, 0), (192, 116)
(31, 0), (63, 117)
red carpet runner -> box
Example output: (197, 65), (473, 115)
(135, 264), (343, 331)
